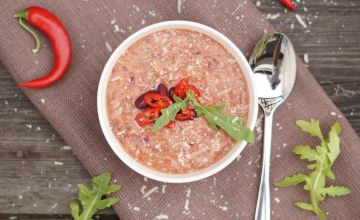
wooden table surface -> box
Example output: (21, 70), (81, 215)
(1, 0), (359, 219)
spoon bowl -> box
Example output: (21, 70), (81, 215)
(249, 32), (297, 220)
(250, 33), (296, 113)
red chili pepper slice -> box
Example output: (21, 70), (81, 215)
(135, 108), (161, 126)
(175, 78), (201, 98)
(186, 85), (201, 98)
(279, 0), (296, 11)
(144, 93), (172, 109)
(174, 78), (189, 98)
(15, 6), (72, 89)
(176, 108), (196, 121)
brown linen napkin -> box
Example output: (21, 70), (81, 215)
(1, 0), (359, 219)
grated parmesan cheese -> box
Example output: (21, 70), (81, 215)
(295, 14), (307, 28)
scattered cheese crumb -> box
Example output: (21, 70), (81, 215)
(184, 199), (190, 211)
(105, 41), (113, 52)
(40, 98), (45, 104)
(155, 214), (169, 219)
(267, 13), (280, 20)
(143, 186), (158, 198)
(236, 154), (242, 161)
(54, 161), (64, 166)
(61, 146), (71, 150)
(295, 14), (307, 28)
(50, 202), (58, 210)
(133, 5), (140, 12)
(162, 185), (167, 194)
(148, 10), (156, 17)
(274, 197), (280, 203)
(177, 0), (182, 14)
(304, 53), (309, 63)
(116, 130), (126, 136)
(114, 24), (120, 33)
(186, 187), (191, 197)
(141, 185), (146, 194)
(133, 207), (140, 211)
(182, 187), (191, 215)
(219, 205), (228, 211)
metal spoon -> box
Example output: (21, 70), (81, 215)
(249, 32), (297, 220)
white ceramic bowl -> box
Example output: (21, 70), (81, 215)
(97, 21), (258, 183)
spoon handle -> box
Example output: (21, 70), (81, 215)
(255, 112), (274, 220)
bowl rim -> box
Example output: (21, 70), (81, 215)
(97, 20), (258, 183)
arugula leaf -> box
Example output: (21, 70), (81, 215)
(188, 92), (254, 143)
(327, 128), (340, 165)
(320, 185), (351, 198)
(152, 91), (254, 143)
(70, 172), (121, 220)
(307, 163), (317, 170)
(275, 120), (350, 219)
(152, 96), (188, 132)
(173, 95), (183, 103)
(294, 202), (313, 211)
(296, 119), (324, 141)
(330, 122), (341, 135)
(325, 169), (335, 180)
(295, 201), (326, 219)
(293, 145), (319, 161)
(274, 173), (307, 187)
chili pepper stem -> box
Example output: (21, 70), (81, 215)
(14, 10), (28, 19)
(17, 16), (41, 53)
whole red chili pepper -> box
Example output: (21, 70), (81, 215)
(15, 6), (72, 89)
(279, 0), (296, 11)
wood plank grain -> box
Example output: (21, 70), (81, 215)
(0, 0), (359, 218)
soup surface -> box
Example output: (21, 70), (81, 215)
(107, 29), (249, 174)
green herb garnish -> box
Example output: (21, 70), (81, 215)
(70, 172), (121, 220)
(187, 92), (254, 143)
(152, 91), (254, 144)
(152, 95), (188, 132)
(275, 119), (351, 219)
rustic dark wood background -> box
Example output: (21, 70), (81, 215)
(0, 0), (359, 219)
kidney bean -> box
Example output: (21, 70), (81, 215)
(157, 83), (168, 96)
(134, 90), (157, 109)
(168, 87), (176, 102)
